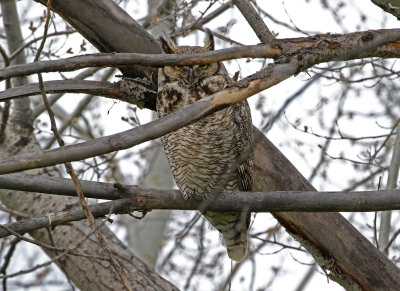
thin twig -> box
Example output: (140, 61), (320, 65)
(31, 67), (102, 119)
(183, 220), (206, 290)
(0, 44), (11, 141)
(220, 238), (267, 290)
(0, 236), (20, 291)
(384, 228), (400, 252)
(35, 2), (132, 290)
(262, 64), (337, 132)
(171, 1), (233, 37)
(10, 30), (76, 61)
(0, 205), (29, 219)
(44, 68), (115, 149)
(374, 211), (379, 248)
(0, 220), (111, 280)
(0, 224), (107, 260)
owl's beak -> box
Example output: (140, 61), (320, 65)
(188, 67), (195, 81)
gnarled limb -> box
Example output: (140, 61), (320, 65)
(5, 1), (400, 290)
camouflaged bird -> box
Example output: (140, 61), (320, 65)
(157, 29), (254, 261)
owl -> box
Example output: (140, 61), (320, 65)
(157, 29), (254, 261)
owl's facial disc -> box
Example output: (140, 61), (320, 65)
(164, 63), (218, 88)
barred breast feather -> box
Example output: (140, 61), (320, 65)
(157, 35), (254, 261)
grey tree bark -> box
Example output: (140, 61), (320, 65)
(371, 0), (400, 20)
(378, 122), (400, 253)
(120, 0), (177, 270)
(0, 1), (177, 290)
(2, 0), (400, 290)
(121, 148), (174, 269)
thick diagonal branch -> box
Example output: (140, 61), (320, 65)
(233, 0), (275, 42)
(1, 28), (400, 175)
(15, 1), (400, 289)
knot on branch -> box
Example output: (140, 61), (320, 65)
(119, 77), (157, 109)
(361, 31), (374, 42)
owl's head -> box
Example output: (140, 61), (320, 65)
(159, 29), (219, 87)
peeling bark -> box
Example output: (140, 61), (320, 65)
(2, 0), (400, 290)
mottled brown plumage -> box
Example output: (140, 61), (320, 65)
(157, 30), (254, 261)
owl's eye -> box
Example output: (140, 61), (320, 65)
(174, 66), (183, 70)
(200, 64), (209, 69)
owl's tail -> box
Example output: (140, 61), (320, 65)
(204, 210), (249, 261)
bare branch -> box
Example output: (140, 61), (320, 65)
(36, 3), (132, 285)
(1, 28), (400, 175)
(1, 29), (399, 85)
(171, 1), (234, 37)
(0, 44), (281, 81)
(0, 79), (156, 109)
(0, 198), (132, 239)
(9, 30), (76, 61)
(3, 173), (400, 210)
(31, 67), (101, 119)
(27, 1), (400, 289)
(34, 0), (162, 80)
(0, 60), (298, 175)
(379, 121), (400, 253)
(0, 174), (122, 200)
(0, 224), (107, 261)
(0, 80), (119, 101)
(2, 177), (400, 239)
(233, 0), (275, 42)
(371, 0), (400, 20)
(1, 3), (178, 289)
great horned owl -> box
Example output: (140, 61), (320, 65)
(157, 30), (254, 261)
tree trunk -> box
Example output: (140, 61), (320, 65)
(11, 0), (400, 289)
(0, 1), (177, 290)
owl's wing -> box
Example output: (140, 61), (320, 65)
(232, 100), (254, 192)
(238, 161), (253, 191)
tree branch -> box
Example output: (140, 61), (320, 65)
(33, 0), (162, 80)
(371, 0), (400, 20)
(2, 175), (400, 239)
(0, 45), (281, 81)
(1, 29), (400, 83)
(0, 80), (120, 102)
(1, 173), (400, 212)
(0, 2), (178, 289)
(171, 1), (234, 37)
(14, 1), (400, 289)
(31, 67), (102, 119)
(253, 130), (400, 290)
(0, 61), (294, 174)
(233, 0), (275, 42)
(1, 28), (400, 175)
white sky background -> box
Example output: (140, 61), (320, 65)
(1, 0), (400, 290)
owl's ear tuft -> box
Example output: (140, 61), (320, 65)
(203, 28), (214, 51)
(159, 37), (176, 54)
